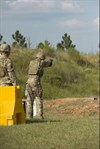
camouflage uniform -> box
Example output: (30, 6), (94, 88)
(25, 51), (53, 119)
(0, 44), (17, 86)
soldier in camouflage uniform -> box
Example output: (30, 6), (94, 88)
(25, 51), (53, 119)
(0, 43), (17, 86)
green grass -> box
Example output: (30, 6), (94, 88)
(10, 48), (99, 99)
(0, 97), (99, 149)
(0, 117), (99, 149)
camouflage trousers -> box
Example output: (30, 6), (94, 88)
(26, 94), (43, 119)
(25, 78), (43, 119)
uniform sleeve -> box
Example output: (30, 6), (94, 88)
(6, 59), (17, 85)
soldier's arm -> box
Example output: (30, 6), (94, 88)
(6, 59), (17, 85)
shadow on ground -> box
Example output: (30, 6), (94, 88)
(25, 118), (62, 124)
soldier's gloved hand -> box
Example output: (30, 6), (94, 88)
(25, 90), (28, 97)
(12, 82), (17, 86)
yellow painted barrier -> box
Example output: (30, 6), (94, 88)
(0, 86), (25, 126)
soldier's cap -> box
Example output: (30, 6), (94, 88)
(0, 43), (11, 52)
(36, 51), (46, 60)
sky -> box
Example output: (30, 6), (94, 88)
(0, 0), (99, 53)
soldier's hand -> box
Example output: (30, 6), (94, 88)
(12, 82), (17, 86)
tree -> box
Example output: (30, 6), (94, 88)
(0, 34), (6, 44)
(37, 40), (52, 50)
(57, 33), (76, 51)
(0, 34), (3, 43)
(37, 42), (44, 49)
(12, 30), (27, 48)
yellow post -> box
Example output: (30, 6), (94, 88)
(0, 86), (25, 126)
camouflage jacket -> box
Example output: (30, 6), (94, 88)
(0, 57), (17, 85)
(28, 58), (52, 78)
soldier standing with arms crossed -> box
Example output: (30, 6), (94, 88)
(0, 43), (17, 86)
(25, 51), (53, 119)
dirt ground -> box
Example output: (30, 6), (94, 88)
(44, 97), (99, 117)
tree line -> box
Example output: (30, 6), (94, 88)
(0, 30), (76, 51)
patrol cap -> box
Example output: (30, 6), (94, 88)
(36, 51), (45, 60)
(0, 43), (11, 52)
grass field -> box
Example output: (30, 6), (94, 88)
(0, 98), (99, 149)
